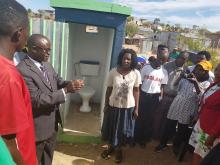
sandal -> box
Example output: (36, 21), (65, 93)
(101, 147), (114, 160)
(115, 149), (123, 163)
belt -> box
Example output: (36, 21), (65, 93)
(164, 93), (176, 98)
(141, 90), (160, 96)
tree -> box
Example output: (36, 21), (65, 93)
(208, 48), (219, 69)
(153, 18), (160, 25)
(127, 16), (134, 23)
(27, 8), (32, 13)
(178, 35), (219, 68)
(125, 22), (139, 38)
(198, 28), (211, 36)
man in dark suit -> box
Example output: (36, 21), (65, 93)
(17, 34), (84, 165)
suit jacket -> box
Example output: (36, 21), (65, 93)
(17, 57), (69, 142)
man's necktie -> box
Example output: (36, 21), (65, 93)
(40, 65), (51, 88)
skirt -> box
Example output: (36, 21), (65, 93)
(101, 106), (135, 147)
(189, 120), (220, 158)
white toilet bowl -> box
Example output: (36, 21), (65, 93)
(78, 86), (95, 112)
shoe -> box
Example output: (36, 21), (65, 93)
(155, 144), (167, 153)
(139, 142), (146, 148)
(129, 138), (136, 148)
(101, 147), (114, 160)
(115, 149), (123, 163)
(172, 146), (179, 157)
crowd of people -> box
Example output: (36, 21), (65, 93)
(0, 0), (220, 165)
(101, 46), (220, 164)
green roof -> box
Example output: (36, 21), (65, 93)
(50, 0), (132, 16)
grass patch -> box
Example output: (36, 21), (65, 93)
(57, 132), (102, 144)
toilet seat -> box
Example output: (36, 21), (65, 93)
(78, 86), (95, 112)
(78, 86), (95, 96)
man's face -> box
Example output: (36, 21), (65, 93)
(32, 38), (51, 62)
(196, 54), (206, 64)
(150, 58), (161, 69)
(157, 48), (169, 63)
(175, 55), (188, 67)
(15, 17), (29, 52)
(16, 26), (29, 52)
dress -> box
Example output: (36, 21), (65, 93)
(167, 79), (209, 125)
(101, 68), (141, 147)
(189, 83), (220, 158)
(0, 55), (37, 165)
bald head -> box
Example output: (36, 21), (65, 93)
(27, 34), (48, 48)
(27, 34), (51, 62)
(178, 51), (189, 59)
(175, 51), (189, 67)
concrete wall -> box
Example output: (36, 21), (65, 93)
(68, 23), (114, 103)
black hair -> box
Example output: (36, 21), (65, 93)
(148, 56), (161, 69)
(177, 51), (189, 58)
(197, 51), (211, 61)
(157, 44), (168, 50)
(148, 56), (157, 63)
(0, 0), (28, 36)
(117, 49), (137, 70)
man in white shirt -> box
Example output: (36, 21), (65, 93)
(134, 56), (168, 147)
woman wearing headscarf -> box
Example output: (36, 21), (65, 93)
(155, 61), (212, 153)
(190, 63), (220, 165)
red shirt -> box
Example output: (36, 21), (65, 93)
(200, 83), (220, 137)
(0, 55), (37, 165)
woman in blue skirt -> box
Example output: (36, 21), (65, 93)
(101, 49), (141, 163)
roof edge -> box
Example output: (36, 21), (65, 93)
(50, 0), (132, 16)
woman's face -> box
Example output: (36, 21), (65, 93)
(121, 53), (132, 68)
(214, 64), (220, 82)
(193, 65), (208, 81)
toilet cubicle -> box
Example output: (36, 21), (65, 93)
(51, 0), (131, 126)
(67, 23), (114, 109)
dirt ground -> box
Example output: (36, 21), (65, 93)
(52, 141), (192, 165)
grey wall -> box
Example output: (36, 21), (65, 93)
(68, 23), (115, 103)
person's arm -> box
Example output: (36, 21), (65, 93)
(2, 135), (24, 165)
(23, 75), (66, 109)
(173, 72), (184, 86)
(161, 69), (169, 98)
(104, 70), (114, 111)
(133, 86), (140, 119)
(160, 84), (165, 97)
(104, 87), (113, 112)
(192, 79), (201, 95)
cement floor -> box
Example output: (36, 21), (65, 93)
(63, 102), (101, 137)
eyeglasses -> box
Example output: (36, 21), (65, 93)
(33, 45), (51, 53)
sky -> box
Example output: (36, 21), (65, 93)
(17, 0), (220, 32)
